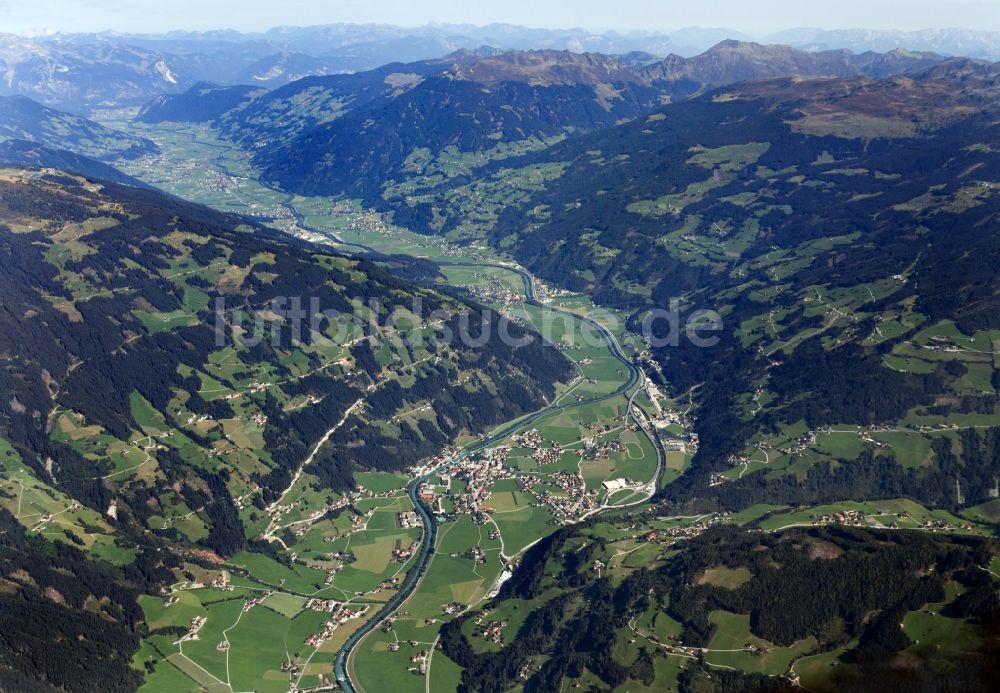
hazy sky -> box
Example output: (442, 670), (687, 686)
(3, 0), (1000, 35)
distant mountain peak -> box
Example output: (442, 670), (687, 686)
(917, 57), (1000, 92)
(444, 45), (506, 60)
(640, 40), (948, 99)
(440, 48), (639, 87)
(711, 38), (752, 50)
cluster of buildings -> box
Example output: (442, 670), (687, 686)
(648, 639), (767, 660)
(463, 546), (488, 564)
(210, 572), (233, 590)
(531, 441), (564, 465)
(346, 212), (390, 237)
(644, 379), (666, 411)
(746, 423), (912, 464)
(303, 604), (369, 646)
(143, 434), (170, 450)
(804, 509), (972, 532)
(279, 497), (352, 538)
(396, 511), (420, 528)
(476, 620), (506, 643)
(209, 447), (237, 461)
(438, 448), (516, 517)
(243, 593), (270, 612)
(653, 514), (726, 546)
(270, 662), (335, 693)
(305, 598), (340, 612)
(464, 274), (522, 307)
(775, 431), (819, 457)
(407, 650), (430, 676)
(920, 518), (975, 532)
(406, 402), (671, 538)
(649, 407), (697, 456)
(472, 607), (495, 626)
(415, 441), (603, 526)
(601, 478), (637, 493)
(581, 433), (626, 460)
(250, 413), (269, 427)
(269, 481), (398, 540)
(393, 545), (418, 563)
(119, 153), (254, 211)
(709, 472), (730, 487)
(533, 471), (598, 520)
(409, 447), (460, 478)
(649, 402), (690, 427)
(514, 430), (544, 449)
(175, 616), (207, 643)
(531, 278), (572, 303)
(808, 509), (867, 527)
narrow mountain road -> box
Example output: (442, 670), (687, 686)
(261, 398), (364, 542)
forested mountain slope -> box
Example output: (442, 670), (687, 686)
(0, 139), (152, 187)
(0, 167), (571, 689)
(441, 521), (1000, 692)
(135, 42), (947, 211)
(0, 95), (157, 160)
(136, 82), (266, 124)
(249, 44), (945, 204)
(373, 62), (1000, 517)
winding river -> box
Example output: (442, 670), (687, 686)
(328, 260), (662, 691)
(143, 131), (660, 691)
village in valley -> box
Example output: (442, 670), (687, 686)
(86, 117), (726, 693)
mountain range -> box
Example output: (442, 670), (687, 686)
(767, 26), (1000, 59)
(4, 24), (1000, 112)
(377, 58), (1000, 511)
(0, 94), (156, 160)
(134, 41), (951, 209)
(0, 139), (152, 186)
(128, 35), (1000, 520)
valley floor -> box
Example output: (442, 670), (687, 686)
(84, 116), (1000, 693)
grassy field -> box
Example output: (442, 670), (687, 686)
(0, 437), (129, 556)
(135, 574), (337, 693)
(695, 566), (752, 589)
(355, 471), (409, 493)
(412, 515), (503, 617)
(490, 503), (556, 557)
(755, 499), (990, 535)
(703, 611), (816, 675)
(228, 552), (328, 593)
(351, 628), (429, 693)
(261, 591), (306, 618)
(351, 512), (508, 690)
